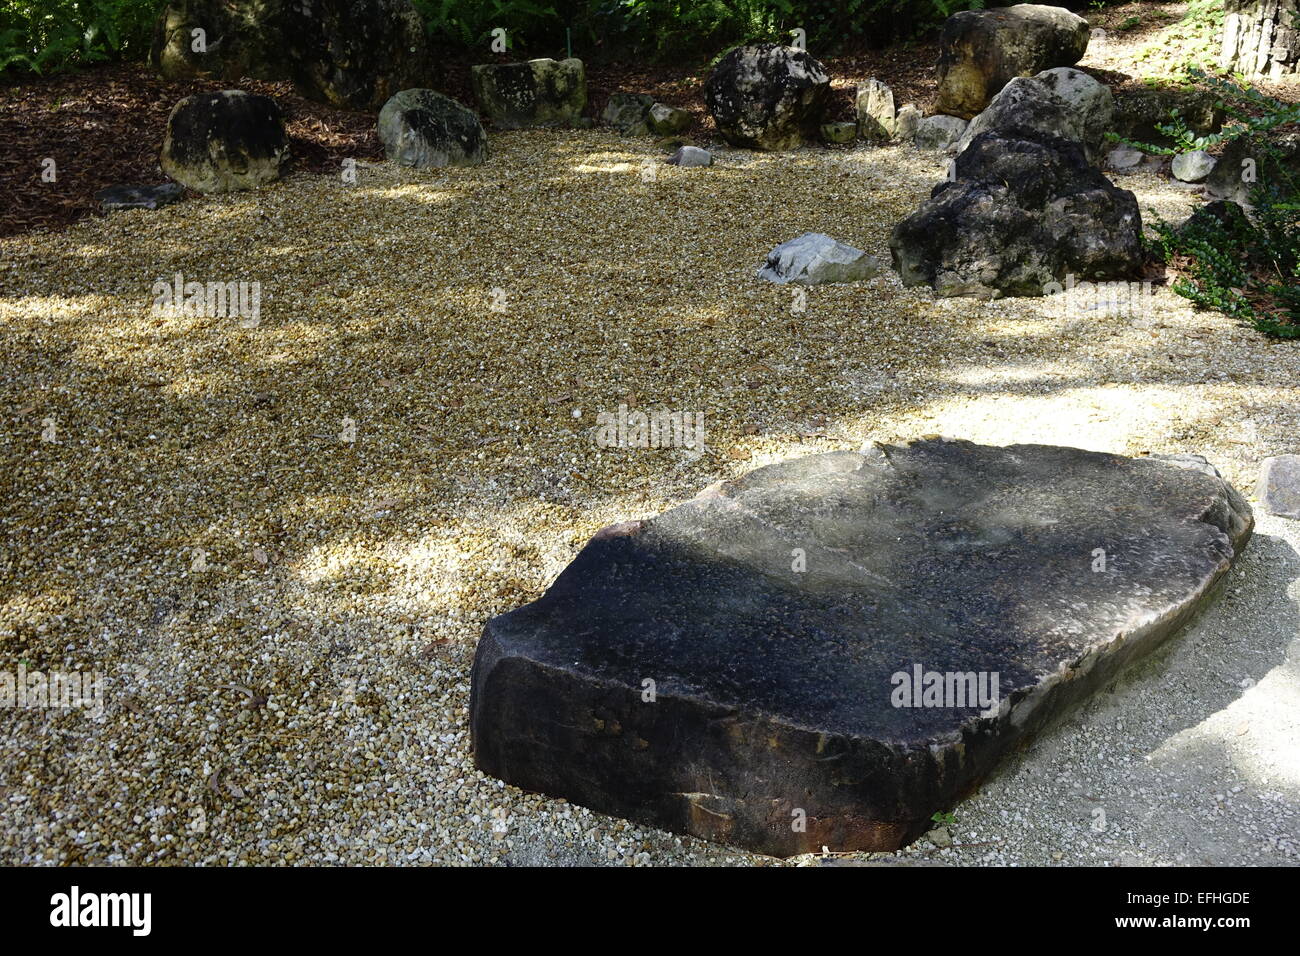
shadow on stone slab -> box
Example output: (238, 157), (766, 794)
(471, 440), (1252, 857)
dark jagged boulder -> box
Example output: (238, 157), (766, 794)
(150, 0), (432, 111)
(936, 4), (1091, 119)
(160, 90), (289, 193)
(378, 90), (487, 168)
(471, 440), (1251, 856)
(890, 127), (1143, 297)
(704, 43), (831, 151)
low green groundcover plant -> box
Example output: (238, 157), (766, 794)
(1119, 68), (1299, 339)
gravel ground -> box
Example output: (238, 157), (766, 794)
(1, 129), (1297, 866)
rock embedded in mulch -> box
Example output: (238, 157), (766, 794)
(648, 103), (691, 135)
(914, 114), (968, 150)
(936, 4), (1091, 119)
(471, 58), (587, 130)
(891, 127), (1143, 298)
(656, 135), (694, 152)
(150, 0), (432, 111)
(470, 439), (1252, 857)
(378, 90), (487, 168)
(160, 90), (289, 193)
(704, 43), (831, 151)
(1106, 145), (1145, 173)
(1258, 456), (1300, 519)
(665, 145), (713, 167)
(894, 104), (922, 144)
(820, 121), (858, 144)
(758, 233), (884, 285)
(602, 92), (656, 135)
(94, 182), (186, 211)
(957, 68), (1114, 166)
(1172, 149), (1217, 183)
(855, 78), (896, 143)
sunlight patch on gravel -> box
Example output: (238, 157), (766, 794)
(1, 129), (1297, 866)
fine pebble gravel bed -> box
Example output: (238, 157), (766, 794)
(1, 130), (1297, 865)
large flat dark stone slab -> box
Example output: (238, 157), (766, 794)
(470, 440), (1252, 856)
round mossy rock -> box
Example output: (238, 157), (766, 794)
(160, 90), (289, 193)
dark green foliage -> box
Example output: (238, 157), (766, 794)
(1, 0), (991, 74)
(0, 0), (162, 74)
(1130, 70), (1300, 339)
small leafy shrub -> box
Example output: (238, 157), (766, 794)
(1120, 69), (1300, 339)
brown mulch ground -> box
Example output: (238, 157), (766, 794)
(0, 66), (382, 238)
(0, 42), (942, 240)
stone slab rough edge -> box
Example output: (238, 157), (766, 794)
(470, 442), (1253, 856)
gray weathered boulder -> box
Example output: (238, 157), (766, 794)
(758, 233), (884, 285)
(914, 114), (968, 150)
(471, 58), (587, 129)
(1258, 455), (1300, 518)
(1106, 145), (1145, 172)
(150, 0), (432, 111)
(891, 128), (1143, 297)
(602, 92), (655, 135)
(648, 103), (692, 135)
(1172, 149), (1217, 182)
(378, 89), (487, 168)
(160, 90), (289, 193)
(894, 104), (925, 143)
(936, 4), (1090, 119)
(471, 439), (1251, 856)
(856, 78), (895, 142)
(957, 69), (1113, 165)
(894, 104), (922, 143)
(1033, 67), (1114, 159)
(704, 43), (831, 151)
(1221, 0), (1300, 78)
(666, 145), (713, 167)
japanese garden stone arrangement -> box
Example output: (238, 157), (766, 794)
(4, 0), (1299, 871)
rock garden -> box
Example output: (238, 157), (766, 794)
(0, 0), (1298, 867)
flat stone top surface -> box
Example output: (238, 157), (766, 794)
(486, 440), (1251, 743)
